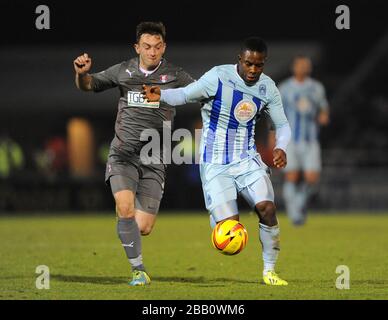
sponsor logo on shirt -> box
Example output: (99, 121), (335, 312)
(125, 69), (133, 77)
(127, 91), (160, 108)
(234, 100), (257, 123)
(296, 96), (312, 113)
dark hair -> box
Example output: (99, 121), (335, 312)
(136, 21), (166, 43)
(241, 37), (267, 55)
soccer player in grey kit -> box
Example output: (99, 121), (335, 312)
(73, 22), (194, 285)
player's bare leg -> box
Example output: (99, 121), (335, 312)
(255, 201), (287, 286)
(114, 190), (150, 286)
(135, 209), (157, 236)
(115, 190), (136, 219)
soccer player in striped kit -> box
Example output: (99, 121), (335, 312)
(144, 37), (291, 285)
(279, 55), (329, 226)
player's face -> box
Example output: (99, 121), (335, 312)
(135, 34), (166, 70)
(238, 50), (266, 85)
(292, 57), (312, 79)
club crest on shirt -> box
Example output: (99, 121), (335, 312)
(234, 100), (257, 123)
(160, 75), (168, 83)
(206, 194), (212, 206)
(259, 84), (266, 96)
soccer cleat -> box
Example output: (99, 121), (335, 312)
(263, 271), (288, 286)
(129, 270), (151, 286)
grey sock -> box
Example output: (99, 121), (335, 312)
(283, 181), (304, 223)
(117, 217), (145, 272)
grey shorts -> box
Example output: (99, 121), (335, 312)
(283, 141), (322, 172)
(105, 156), (165, 215)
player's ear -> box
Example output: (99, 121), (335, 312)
(238, 54), (242, 63)
(134, 43), (140, 54)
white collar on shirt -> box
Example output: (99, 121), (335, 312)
(139, 60), (163, 77)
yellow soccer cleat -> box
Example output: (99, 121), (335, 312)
(129, 270), (151, 286)
(263, 271), (288, 286)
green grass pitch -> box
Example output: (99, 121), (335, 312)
(0, 212), (388, 300)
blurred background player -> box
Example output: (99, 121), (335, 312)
(279, 55), (329, 226)
(144, 37), (291, 286)
(73, 22), (194, 286)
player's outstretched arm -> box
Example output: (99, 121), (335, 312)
(74, 53), (93, 91)
(142, 85), (188, 106)
(142, 71), (213, 106)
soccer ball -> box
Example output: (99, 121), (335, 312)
(211, 220), (248, 255)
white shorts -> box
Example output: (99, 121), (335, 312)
(200, 154), (274, 221)
(284, 141), (322, 172)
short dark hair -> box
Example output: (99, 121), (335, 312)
(136, 21), (166, 43)
(241, 37), (267, 55)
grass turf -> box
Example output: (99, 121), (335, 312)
(0, 212), (388, 300)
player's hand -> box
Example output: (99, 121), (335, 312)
(74, 53), (92, 75)
(273, 148), (287, 169)
(318, 111), (330, 126)
(142, 84), (161, 102)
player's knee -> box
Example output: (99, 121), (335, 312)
(140, 224), (153, 236)
(116, 203), (135, 218)
(305, 176), (319, 185)
(286, 172), (299, 183)
(304, 171), (320, 184)
(256, 201), (277, 226)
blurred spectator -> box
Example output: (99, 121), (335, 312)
(34, 136), (68, 178)
(0, 134), (25, 179)
(98, 142), (110, 167)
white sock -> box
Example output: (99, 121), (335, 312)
(209, 214), (217, 229)
(259, 223), (280, 276)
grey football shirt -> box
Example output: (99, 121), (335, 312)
(90, 57), (194, 161)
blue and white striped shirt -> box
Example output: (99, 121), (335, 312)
(182, 65), (289, 164)
(279, 77), (328, 144)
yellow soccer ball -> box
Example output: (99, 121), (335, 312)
(211, 220), (248, 255)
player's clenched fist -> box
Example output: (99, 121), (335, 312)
(74, 53), (92, 74)
(142, 84), (161, 102)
